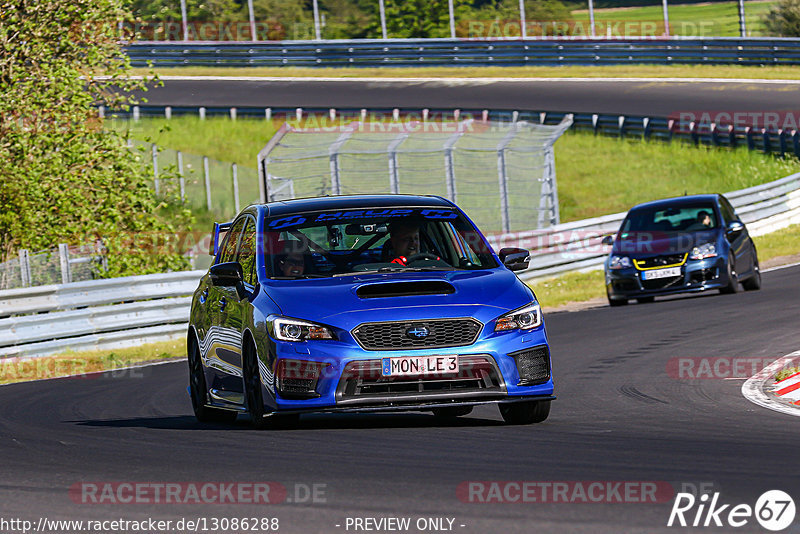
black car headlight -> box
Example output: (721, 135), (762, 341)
(609, 255), (632, 269)
(269, 316), (336, 342)
(494, 303), (542, 332)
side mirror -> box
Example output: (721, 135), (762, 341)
(726, 221), (744, 236)
(601, 235), (614, 246)
(209, 262), (243, 287)
(499, 247), (530, 272)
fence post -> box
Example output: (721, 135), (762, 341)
(763, 129), (772, 153)
(132, 106), (140, 121)
(387, 132), (409, 194)
(232, 163), (240, 213)
(496, 124), (519, 234)
(643, 117), (651, 140)
(618, 115), (626, 139)
(230, 107), (237, 121)
(165, 106), (172, 120)
(177, 151), (185, 201)
(265, 108), (272, 121)
(199, 106), (206, 120)
(779, 130), (787, 157)
(19, 249), (30, 288)
(58, 243), (71, 284)
(443, 125), (467, 204)
(203, 156), (212, 210)
(151, 144), (160, 195)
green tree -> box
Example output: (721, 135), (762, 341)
(367, 0), (472, 38)
(0, 0), (191, 276)
(763, 0), (800, 36)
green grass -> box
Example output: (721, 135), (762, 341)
(134, 64), (800, 80)
(0, 339), (185, 385)
(776, 367), (800, 381)
(571, 0), (775, 37)
(753, 222), (800, 260)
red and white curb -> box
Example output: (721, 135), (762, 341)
(742, 350), (800, 417)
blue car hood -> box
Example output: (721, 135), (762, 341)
(261, 269), (532, 329)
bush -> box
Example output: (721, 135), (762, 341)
(0, 0), (192, 277)
(763, 0), (800, 36)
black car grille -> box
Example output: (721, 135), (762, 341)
(351, 318), (482, 351)
(633, 254), (687, 269)
(336, 355), (503, 403)
(511, 346), (551, 385)
(641, 276), (683, 290)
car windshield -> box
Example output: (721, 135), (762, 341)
(263, 207), (498, 278)
(620, 203), (719, 236)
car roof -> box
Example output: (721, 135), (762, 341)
(255, 194), (455, 218)
(629, 194), (722, 212)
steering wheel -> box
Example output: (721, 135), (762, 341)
(406, 252), (440, 263)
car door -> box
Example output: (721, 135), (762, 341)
(719, 196), (751, 277)
(205, 217), (247, 406)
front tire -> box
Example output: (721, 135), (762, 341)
(499, 400), (550, 425)
(188, 338), (237, 424)
(243, 339), (269, 429)
(719, 257), (739, 294)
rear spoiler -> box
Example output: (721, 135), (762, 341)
(210, 221), (233, 256)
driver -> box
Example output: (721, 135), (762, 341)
(388, 221), (420, 266)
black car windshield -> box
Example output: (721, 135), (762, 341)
(263, 207), (498, 278)
(620, 203), (719, 236)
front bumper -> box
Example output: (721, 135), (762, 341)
(606, 256), (729, 300)
(267, 326), (554, 412)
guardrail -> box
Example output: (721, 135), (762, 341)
(487, 171), (800, 281)
(110, 106), (800, 159)
(0, 270), (204, 358)
(125, 38), (800, 67)
(2, 171), (799, 358)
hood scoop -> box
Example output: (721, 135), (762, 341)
(356, 280), (456, 299)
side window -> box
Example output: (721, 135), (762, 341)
(719, 198), (737, 224)
(239, 218), (257, 286)
(218, 218), (245, 264)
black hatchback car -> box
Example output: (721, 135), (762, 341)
(603, 194), (761, 305)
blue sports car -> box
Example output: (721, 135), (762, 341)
(603, 194), (761, 306)
(187, 195), (554, 428)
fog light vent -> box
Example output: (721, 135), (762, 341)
(276, 359), (329, 399)
(511, 346), (550, 385)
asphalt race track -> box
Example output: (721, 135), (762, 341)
(134, 77), (800, 116)
(1, 264), (798, 533)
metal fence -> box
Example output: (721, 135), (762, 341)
(132, 140), (262, 219)
(0, 243), (105, 291)
(125, 38), (800, 68)
(257, 117), (572, 234)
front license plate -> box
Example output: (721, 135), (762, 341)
(381, 355), (459, 377)
(642, 267), (682, 280)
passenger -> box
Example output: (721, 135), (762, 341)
(278, 243), (307, 276)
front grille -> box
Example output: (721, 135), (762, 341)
(351, 318), (482, 351)
(336, 355), (503, 402)
(690, 268), (718, 284)
(634, 254), (687, 269)
(511, 346), (551, 385)
(641, 276), (683, 290)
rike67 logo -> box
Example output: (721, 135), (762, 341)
(668, 490), (796, 531)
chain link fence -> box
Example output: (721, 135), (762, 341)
(0, 244), (106, 291)
(258, 117), (573, 235)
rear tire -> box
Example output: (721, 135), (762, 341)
(720, 257), (739, 294)
(188, 338), (237, 424)
(636, 296), (655, 304)
(742, 256), (761, 291)
(432, 406), (473, 418)
(499, 400), (550, 425)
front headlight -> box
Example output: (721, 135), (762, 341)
(495, 303), (542, 332)
(269, 316), (335, 342)
(608, 255), (632, 270)
(690, 243), (717, 260)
